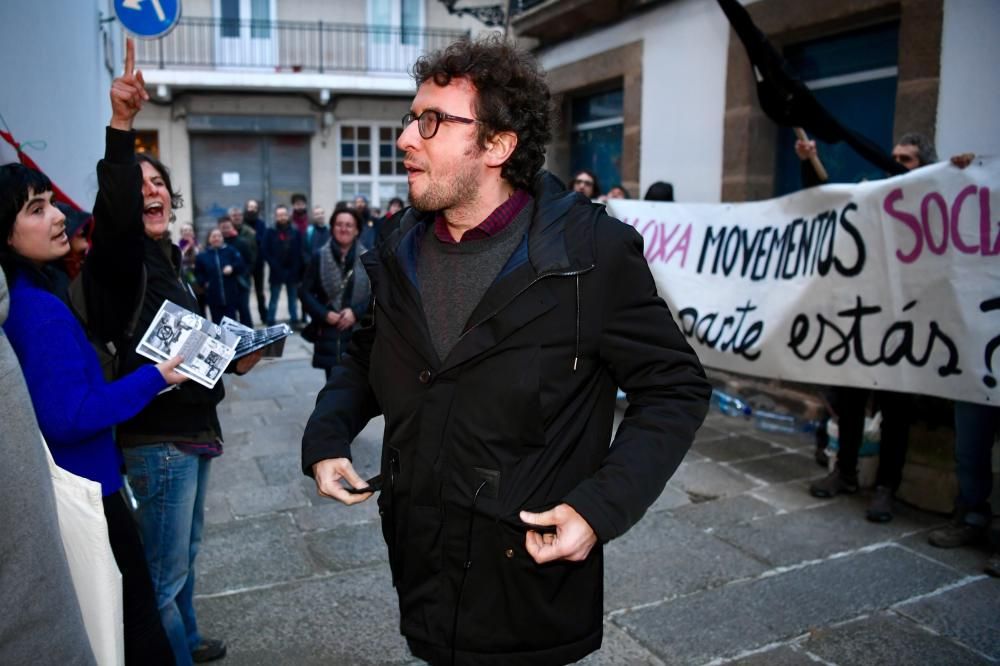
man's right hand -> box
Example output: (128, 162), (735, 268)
(312, 458), (373, 505)
(110, 38), (149, 132)
(325, 310), (342, 326)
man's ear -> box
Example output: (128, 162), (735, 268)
(484, 130), (518, 168)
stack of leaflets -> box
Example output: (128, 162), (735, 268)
(136, 301), (291, 389)
(219, 317), (291, 359)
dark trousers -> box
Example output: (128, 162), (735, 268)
(253, 265), (267, 323)
(833, 388), (912, 491)
(237, 286), (253, 327)
(103, 491), (175, 665)
(206, 303), (237, 325)
(954, 401), (1000, 526)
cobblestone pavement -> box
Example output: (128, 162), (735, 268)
(195, 333), (1000, 665)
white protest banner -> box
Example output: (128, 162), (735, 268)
(607, 157), (1000, 407)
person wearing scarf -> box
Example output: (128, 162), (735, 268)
(300, 206), (371, 380)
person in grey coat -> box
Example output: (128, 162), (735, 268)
(0, 269), (95, 665)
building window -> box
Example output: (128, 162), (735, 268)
(339, 123), (408, 205)
(774, 21), (900, 195)
(570, 89), (623, 193)
(134, 130), (159, 158)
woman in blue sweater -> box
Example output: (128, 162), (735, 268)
(0, 163), (185, 664)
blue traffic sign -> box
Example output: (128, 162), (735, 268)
(114, 0), (182, 39)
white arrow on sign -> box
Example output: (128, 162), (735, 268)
(121, 0), (167, 22)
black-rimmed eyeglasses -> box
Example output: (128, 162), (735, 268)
(402, 109), (480, 140)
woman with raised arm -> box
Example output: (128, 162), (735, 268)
(80, 39), (261, 665)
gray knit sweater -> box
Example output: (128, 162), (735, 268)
(417, 204), (532, 362)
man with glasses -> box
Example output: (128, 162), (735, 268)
(302, 34), (709, 665)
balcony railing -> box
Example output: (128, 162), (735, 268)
(134, 17), (469, 74)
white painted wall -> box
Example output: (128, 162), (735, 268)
(0, 0), (118, 207)
(936, 0), (1000, 159)
(534, 0), (732, 202)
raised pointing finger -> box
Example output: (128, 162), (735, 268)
(124, 36), (135, 76)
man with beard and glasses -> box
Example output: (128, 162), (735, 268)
(301, 34), (709, 665)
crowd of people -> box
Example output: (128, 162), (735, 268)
(1, 31), (996, 666)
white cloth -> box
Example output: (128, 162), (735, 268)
(44, 437), (124, 666)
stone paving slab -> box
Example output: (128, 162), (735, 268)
(669, 460), (759, 500)
(199, 514), (317, 595)
(647, 484), (693, 513)
(897, 532), (994, 578)
(613, 545), (962, 664)
(577, 622), (662, 665)
(226, 483), (311, 518)
(670, 494), (778, 530)
(894, 577), (1000, 660)
(305, 521), (389, 571)
(693, 423), (728, 443)
(712, 497), (940, 567)
(196, 567), (412, 665)
(292, 498), (382, 532)
(723, 645), (816, 665)
(728, 452), (822, 485)
(693, 434), (782, 462)
(802, 610), (991, 665)
(746, 480), (828, 513)
(208, 455), (268, 491)
(603, 511), (767, 610)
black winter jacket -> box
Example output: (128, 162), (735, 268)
(302, 173), (710, 665)
(82, 128), (225, 443)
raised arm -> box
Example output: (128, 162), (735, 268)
(82, 38), (150, 343)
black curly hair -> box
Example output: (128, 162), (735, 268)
(412, 33), (553, 191)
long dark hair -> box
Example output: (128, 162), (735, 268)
(0, 163), (56, 286)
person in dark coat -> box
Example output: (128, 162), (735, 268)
(219, 217), (253, 324)
(301, 35), (710, 665)
(300, 207), (370, 379)
(243, 198), (268, 323)
(262, 204), (302, 326)
(195, 227), (246, 324)
(301, 204), (332, 265)
(79, 40), (262, 665)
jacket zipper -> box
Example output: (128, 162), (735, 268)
(457, 265), (595, 342)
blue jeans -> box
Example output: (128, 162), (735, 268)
(954, 401), (1000, 527)
(267, 282), (299, 325)
(124, 444), (211, 666)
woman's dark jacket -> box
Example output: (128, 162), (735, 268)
(80, 127), (226, 445)
(195, 244), (246, 311)
(299, 241), (371, 370)
(301, 173), (711, 665)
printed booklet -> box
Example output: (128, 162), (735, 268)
(136, 301), (291, 389)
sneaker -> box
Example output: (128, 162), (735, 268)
(985, 552), (1000, 578)
(927, 521), (986, 549)
(809, 471), (858, 498)
(865, 486), (894, 523)
(191, 638), (227, 663)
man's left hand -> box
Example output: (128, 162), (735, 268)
(235, 350), (263, 375)
(520, 504), (597, 564)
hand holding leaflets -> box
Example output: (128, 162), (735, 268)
(136, 301), (290, 389)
